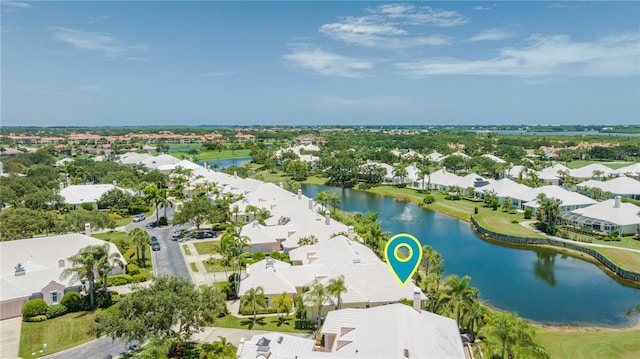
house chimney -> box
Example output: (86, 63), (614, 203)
(614, 196), (621, 208)
(413, 287), (422, 313)
(85, 223), (91, 237)
(325, 210), (331, 225)
(14, 263), (25, 276)
(297, 189), (302, 200)
(308, 199), (314, 210)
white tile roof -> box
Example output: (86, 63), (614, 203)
(512, 185), (597, 207)
(577, 177), (640, 196)
(614, 163), (640, 176)
(474, 178), (531, 198)
(116, 152), (152, 165)
(481, 154), (506, 164)
(237, 333), (315, 359)
(570, 163), (616, 179)
(141, 154), (181, 170)
(320, 304), (465, 358)
(60, 184), (134, 205)
(569, 199), (640, 226)
(0, 234), (126, 302)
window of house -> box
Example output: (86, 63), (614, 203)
(51, 291), (59, 304)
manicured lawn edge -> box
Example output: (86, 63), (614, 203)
(19, 311), (99, 358)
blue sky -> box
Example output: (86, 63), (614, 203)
(2, 1), (639, 127)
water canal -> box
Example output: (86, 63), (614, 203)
(300, 184), (640, 327)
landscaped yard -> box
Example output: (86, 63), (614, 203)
(193, 240), (221, 255)
(536, 326), (640, 359)
(92, 231), (153, 273)
(19, 311), (99, 358)
(260, 173), (329, 185)
(213, 314), (312, 334)
(182, 244), (191, 255)
(171, 149), (252, 162)
(202, 258), (233, 273)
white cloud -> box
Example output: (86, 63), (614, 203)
(49, 27), (147, 59)
(395, 33), (640, 78)
(320, 16), (451, 48)
(466, 29), (515, 42)
(473, 6), (491, 11)
(283, 44), (374, 78)
(2, 1), (31, 8)
(376, 4), (468, 27)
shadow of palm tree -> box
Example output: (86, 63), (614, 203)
(240, 317), (266, 329)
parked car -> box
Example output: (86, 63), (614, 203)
(152, 242), (161, 251)
(195, 231), (216, 239)
(133, 213), (145, 222)
(150, 236), (159, 245)
(172, 229), (184, 240)
(146, 221), (158, 228)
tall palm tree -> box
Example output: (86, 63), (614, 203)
(304, 281), (330, 325)
(327, 192), (341, 214)
(221, 224), (249, 296)
(443, 275), (479, 328)
(97, 244), (124, 295)
(240, 286), (267, 326)
(326, 275), (348, 309)
(143, 184), (161, 223)
(245, 204), (258, 222)
(60, 245), (108, 309)
(418, 163), (431, 190)
(231, 205), (240, 223)
(129, 227), (149, 267)
(536, 193), (562, 235)
(392, 164), (408, 185)
(464, 300), (487, 343)
(272, 291), (293, 322)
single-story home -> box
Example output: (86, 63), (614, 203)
(576, 177), (640, 200)
(510, 185), (597, 215)
(0, 233), (126, 320)
(560, 197), (640, 236)
(59, 183), (135, 209)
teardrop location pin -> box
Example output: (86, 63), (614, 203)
(384, 233), (422, 287)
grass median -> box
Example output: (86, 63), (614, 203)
(19, 311), (99, 358)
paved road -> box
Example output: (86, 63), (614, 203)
(42, 337), (140, 359)
(127, 203), (192, 282)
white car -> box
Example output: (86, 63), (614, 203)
(133, 214), (145, 222)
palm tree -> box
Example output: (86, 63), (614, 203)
(143, 184), (161, 223)
(129, 227), (149, 267)
(443, 275), (478, 328)
(272, 291), (293, 323)
(592, 169), (604, 180)
(327, 192), (341, 214)
(221, 225), (249, 296)
(418, 162), (432, 190)
(326, 275), (348, 309)
(245, 204), (258, 222)
(60, 245), (108, 309)
(314, 190), (330, 211)
(304, 281), (329, 326)
(231, 205), (240, 223)
(464, 300), (487, 343)
(536, 193), (562, 235)
(392, 164), (408, 185)
(96, 244), (124, 295)
(479, 311), (549, 359)
(240, 286), (267, 326)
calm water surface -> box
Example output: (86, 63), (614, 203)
(200, 157), (251, 170)
(302, 184), (640, 327)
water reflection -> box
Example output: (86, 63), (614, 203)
(533, 250), (557, 287)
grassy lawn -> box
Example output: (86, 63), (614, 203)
(193, 240), (221, 255)
(182, 244), (191, 255)
(202, 258), (233, 272)
(19, 311), (99, 358)
(536, 326), (640, 359)
(213, 314), (312, 334)
(365, 186), (546, 238)
(190, 262), (198, 272)
(565, 160), (633, 170)
(172, 149), (252, 162)
(590, 247), (640, 273)
(260, 172), (328, 185)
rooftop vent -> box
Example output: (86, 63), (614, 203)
(277, 336), (283, 344)
(15, 263), (25, 276)
(256, 337), (271, 357)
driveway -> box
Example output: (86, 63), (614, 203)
(0, 317), (21, 359)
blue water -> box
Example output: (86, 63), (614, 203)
(199, 157), (252, 170)
(302, 184), (640, 327)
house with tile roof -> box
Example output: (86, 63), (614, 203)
(560, 197), (640, 236)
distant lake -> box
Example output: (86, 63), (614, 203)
(200, 156), (252, 170)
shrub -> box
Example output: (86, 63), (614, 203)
(22, 299), (48, 319)
(107, 274), (133, 287)
(95, 290), (120, 308)
(511, 219), (519, 224)
(127, 263), (140, 275)
(24, 315), (48, 322)
(239, 307), (278, 315)
(424, 195), (436, 205)
(524, 207), (532, 219)
(46, 304), (68, 319)
(123, 248), (136, 260)
(474, 207), (479, 215)
(108, 212), (123, 221)
(80, 202), (94, 211)
(61, 292), (82, 312)
(132, 273), (149, 283)
(158, 216), (168, 226)
(295, 319), (315, 329)
(253, 251), (266, 261)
